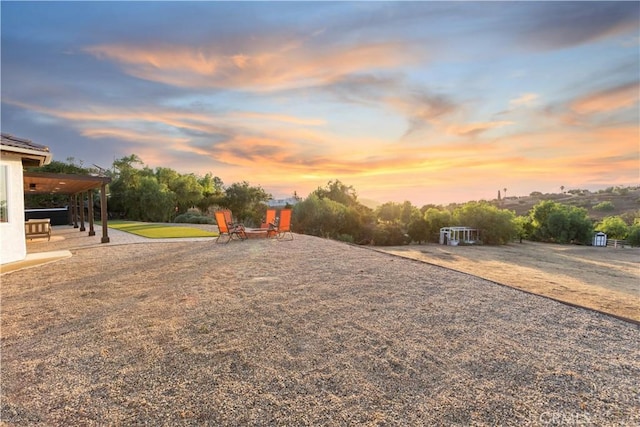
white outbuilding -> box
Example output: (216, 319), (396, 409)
(439, 226), (479, 246)
(592, 232), (607, 247)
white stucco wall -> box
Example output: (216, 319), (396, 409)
(0, 154), (27, 264)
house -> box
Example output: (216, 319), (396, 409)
(1, 134), (112, 266)
(267, 197), (300, 208)
(1, 134), (52, 264)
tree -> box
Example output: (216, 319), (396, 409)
(29, 157), (96, 175)
(513, 215), (533, 243)
(314, 180), (359, 207)
(400, 201), (416, 226)
(292, 191), (374, 242)
(169, 173), (204, 214)
(529, 200), (593, 244)
(372, 222), (407, 246)
(407, 217), (429, 244)
(292, 193), (346, 238)
(452, 201), (516, 245)
(627, 224), (640, 247)
(423, 208), (453, 243)
(596, 216), (629, 240)
(109, 154), (214, 221)
(109, 155), (145, 218)
(376, 202), (402, 223)
(196, 173), (224, 213)
(222, 181), (271, 226)
(137, 176), (175, 222)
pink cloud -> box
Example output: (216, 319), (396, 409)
(570, 82), (639, 115)
(84, 40), (419, 90)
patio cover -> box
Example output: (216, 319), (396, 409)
(23, 171), (112, 243)
(23, 171), (110, 195)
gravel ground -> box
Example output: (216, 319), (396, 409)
(1, 234), (639, 426)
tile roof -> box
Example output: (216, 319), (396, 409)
(1, 133), (50, 153)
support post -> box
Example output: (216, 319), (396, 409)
(67, 195), (73, 225)
(100, 183), (110, 243)
(79, 192), (86, 232)
(88, 189), (96, 236)
(73, 194), (79, 228)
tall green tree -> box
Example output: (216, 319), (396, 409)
(292, 194), (347, 238)
(109, 155), (144, 218)
(400, 201), (416, 226)
(595, 216), (629, 240)
(314, 180), (359, 207)
(376, 202), (402, 223)
(626, 222), (640, 247)
(293, 184), (375, 243)
(513, 215), (533, 242)
(137, 176), (175, 222)
(453, 201), (516, 245)
(529, 200), (593, 244)
(169, 173), (204, 214)
(423, 208), (453, 243)
(222, 181), (271, 226)
(407, 217), (429, 244)
(196, 173), (225, 213)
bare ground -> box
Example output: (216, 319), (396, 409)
(376, 242), (640, 323)
(1, 234), (639, 425)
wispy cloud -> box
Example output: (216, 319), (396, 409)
(446, 121), (514, 137)
(509, 93), (539, 108)
(84, 39), (420, 91)
(570, 82), (639, 115)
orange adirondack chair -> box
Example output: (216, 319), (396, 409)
(222, 209), (247, 239)
(262, 209), (276, 228)
(214, 211), (246, 243)
(275, 208), (293, 240)
(262, 208), (277, 238)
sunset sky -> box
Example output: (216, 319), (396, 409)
(2, 2), (638, 206)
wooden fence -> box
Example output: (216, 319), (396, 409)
(606, 239), (628, 248)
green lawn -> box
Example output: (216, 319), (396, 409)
(108, 221), (218, 238)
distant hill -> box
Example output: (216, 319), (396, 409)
(499, 187), (640, 221)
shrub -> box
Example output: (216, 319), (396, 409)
(593, 201), (615, 212)
(372, 223), (408, 246)
(174, 212), (215, 224)
(627, 225), (640, 247)
(335, 234), (354, 243)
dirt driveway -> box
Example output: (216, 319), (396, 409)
(376, 241), (639, 322)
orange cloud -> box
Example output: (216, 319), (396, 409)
(228, 111), (325, 127)
(446, 120), (514, 137)
(571, 82), (639, 115)
(84, 40), (419, 90)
